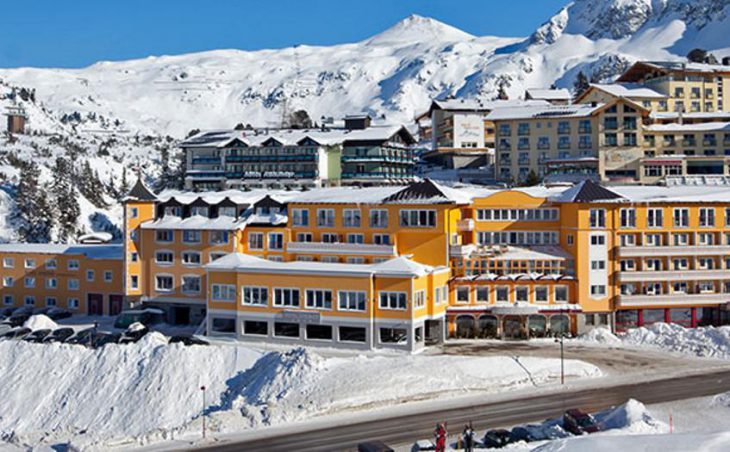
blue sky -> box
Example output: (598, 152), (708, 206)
(0, 0), (567, 68)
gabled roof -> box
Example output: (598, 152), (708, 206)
(578, 83), (666, 102)
(525, 88), (571, 101)
(125, 178), (157, 202)
(618, 61), (730, 83)
(429, 98), (550, 114)
(383, 179), (471, 204)
(485, 103), (604, 121)
(549, 180), (624, 203)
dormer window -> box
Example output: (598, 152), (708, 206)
(218, 207), (236, 217)
(164, 206), (181, 217)
(191, 206), (209, 217)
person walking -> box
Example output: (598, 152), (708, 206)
(434, 422), (447, 452)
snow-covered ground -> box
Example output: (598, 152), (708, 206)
(0, 331), (599, 450)
(578, 323), (730, 359)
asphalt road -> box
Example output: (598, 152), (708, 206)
(194, 368), (730, 452)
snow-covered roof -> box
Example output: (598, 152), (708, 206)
(0, 244), (122, 259)
(287, 186), (403, 204)
(650, 112), (730, 121)
(431, 98), (550, 113)
(140, 215), (247, 231)
(485, 103), (604, 121)
(590, 83), (665, 99)
(608, 185), (730, 204)
(641, 61), (730, 74)
(244, 213), (288, 226)
(491, 246), (572, 261)
(525, 88), (571, 101)
(206, 253), (444, 278)
(78, 232), (114, 243)
(644, 122), (730, 133)
(156, 189), (295, 206)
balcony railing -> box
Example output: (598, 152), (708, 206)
(456, 219), (475, 232)
(619, 269), (730, 282)
(618, 292), (730, 307)
(286, 241), (396, 256)
(618, 245), (730, 257)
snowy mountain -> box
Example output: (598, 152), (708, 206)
(0, 0), (729, 242)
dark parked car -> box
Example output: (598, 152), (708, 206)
(357, 441), (395, 452)
(119, 326), (149, 344)
(509, 426), (537, 443)
(1, 327), (31, 340)
(563, 409), (600, 435)
(23, 329), (52, 343)
(114, 309), (165, 330)
(36, 307), (73, 320)
(169, 335), (209, 346)
(66, 328), (97, 346)
(43, 328), (76, 343)
(90, 332), (121, 348)
(484, 429), (512, 448)
(0, 306), (20, 319)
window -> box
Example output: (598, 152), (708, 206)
(24, 296), (35, 306)
(645, 233), (662, 246)
(130, 253), (138, 263)
(46, 259), (57, 270)
(316, 209), (335, 227)
(156, 230), (174, 243)
(322, 233), (339, 243)
(591, 260), (606, 270)
(400, 209), (436, 228)
(369, 209), (389, 228)
(346, 257), (365, 264)
(24, 258), (36, 269)
(535, 286), (548, 303)
(373, 234), (391, 245)
(673, 208), (689, 228)
(243, 320), (268, 336)
(321, 256), (340, 263)
(182, 276), (201, 294)
(590, 234), (605, 246)
(589, 209), (605, 228)
(306, 324), (333, 340)
(209, 252), (227, 262)
(155, 251), (174, 265)
(210, 231), (229, 245)
(380, 328), (407, 343)
(476, 287), (489, 303)
(218, 207), (237, 218)
(242, 286), (269, 306)
(700, 208), (715, 227)
(567, 234), (574, 245)
(130, 275), (139, 289)
(620, 208), (636, 228)
(3, 295), (13, 305)
(183, 230), (201, 243)
(515, 286), (528, 302)
(45, 277), (57, 289)
(620, 234), (635, 247)
(274, 322), (299, 338)
(496, 286), (509, 303)
(191, 206), (209, 217)
(647, 208), (663, 228)
(155, 275), (173, 292)
(182, 251), (202, 266)
(673, 233), (689, 246)
(306, 289), (333, 309)
(268, 232), (284, 250)
(3, 276), (14, 288)
(24, 276), (35, 288)
(554, 286), (568, 302)
(413, 290), (426, 309)
(164, 206), (181, 217)
(620, 260), (636, 271)
(248, 232), (264, 250)
(590, 285), (606, 297)
(129, 207), (139, 218)
(274, 288), (300, 307)
(339, 326), (366, 342)
(296, 232), (313, 242)
(338, 291), (366, 311)
(379, 291), (407, 310)
(86, 270), (95, 282)
(2, 257), (13, 268)
(211, 284), (236, 302)
(292, 208), (309, 226)
(347, 234), (364, 244)
(45, 297), (57, 307)
(343, 209), (361, 227)
(211, 317), (236, 333)
(68, 298), (80, 310)
(673, 258), (688, 270)
(456, 287), (470, 303)
(698, 233), (714, 246)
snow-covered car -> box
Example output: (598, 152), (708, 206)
(119, 323), (150, 344)
(484, 429), (512, 448)
(23, 329), (52, 343)
(357, 441), (394, 452)
(42, 328), (76, 343)
(113, 308), (165, 330)
(1, 327), (32, 341)
(169, 335), (209, 346)
(509, 426), (537, 443)
(90, 332), (121, 348)
(65, 328), (97, 346)
(33, 307), (72, 321)
(563, 409), (600, 435)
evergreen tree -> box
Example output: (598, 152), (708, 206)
(573, 71), (590, 98)
(13, 161), (53, 242)
(523, 170), (541, 187)
(496, 79), (509, 100)
(51, 157), (80, 242)
(77, 160), (109, 208)
(120, 166), (130, 197)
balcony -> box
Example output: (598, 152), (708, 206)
(618, 292), (730, 308)
(286, 241), (396, 256)
(449, 244), (477, 257)
(456, 219), (475, 232)
(619, 269), (730, 282)
(618, 245), (730, 257)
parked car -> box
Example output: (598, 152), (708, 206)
(90, 332), (121, 348)
(34, 307), (73, 320)
(66, 328), (97, 346)
(0, 323), (12, 336)
(357, 441), (395, 452)
(509, 426), (537, 443)
(119, 325), (149, 344)
(0, 307), (20, 319)
(169, 335), (209, 346)
(23, 329), (52, 343)
(483, 429), (512, 448)
(114, 309), (165, 330)
(563, 409), (600, 435)
(43, 328), (76, 343)
(1, 327), (31, 341)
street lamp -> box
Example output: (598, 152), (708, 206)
(554, 333), (565, 385)
(200, 385), (207, 439)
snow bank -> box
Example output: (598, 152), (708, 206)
(593, 399), (665, 434)
(22, 315), (57, 331)
(578, 324), (730, 359)
(533, 431), (730, 452)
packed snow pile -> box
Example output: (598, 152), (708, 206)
(0, 342), (599, 449)
(593, 399), (665, 434)
(533, 431), (730, 452)
(578, 324), (730, 359)
(22, 314), (58, 331)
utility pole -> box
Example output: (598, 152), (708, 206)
(555, 333), (565, 384)
(200, 385), (207, 439)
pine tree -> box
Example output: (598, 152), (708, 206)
(120, 166), (130, 197)
(51, 157), (80, 242)
(497, 79), (509, 100)
(573, 71), (590, 98)
(13, 161), (53, 243)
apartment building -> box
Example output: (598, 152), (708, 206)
(182, 123), (416, 190)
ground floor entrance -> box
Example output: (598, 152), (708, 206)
(449, 311), (575, 340)
(87, 293), (103, 316)
(615, 306), (730, 332)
